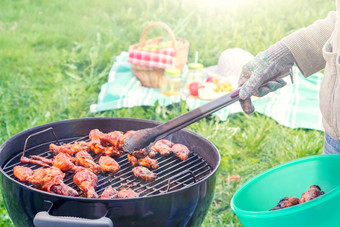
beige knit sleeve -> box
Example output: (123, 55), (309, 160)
(282, 11), (336, 77)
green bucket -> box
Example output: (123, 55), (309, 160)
(231, 155), (340, 227)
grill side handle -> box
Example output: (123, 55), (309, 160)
(33, 211), (113, 227)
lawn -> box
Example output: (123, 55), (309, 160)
(0, 0), (334, 226)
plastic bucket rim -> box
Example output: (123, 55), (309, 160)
(231, 154), (340, 218)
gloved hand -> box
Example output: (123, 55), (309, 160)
(238, 41), (295, 113)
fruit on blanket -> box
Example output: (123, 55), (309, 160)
(206, 76), (214, 83)
(198, 82), (224, 100)
(214, 81), (233, 93)
(189, 82), (204, 96)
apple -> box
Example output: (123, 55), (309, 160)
(206, 76), (214, 83)
(189, 82), (204, 96)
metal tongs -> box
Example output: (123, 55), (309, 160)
(123, 69), (293, 154)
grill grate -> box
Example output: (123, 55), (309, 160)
(2, 132), (212, 198)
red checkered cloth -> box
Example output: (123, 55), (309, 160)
(128, 47), (175, 69)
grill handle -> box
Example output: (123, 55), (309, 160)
(33, 201), (113, 227)
(33, 212), (113, 227)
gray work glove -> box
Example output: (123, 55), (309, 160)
(238, 41), (295, 114)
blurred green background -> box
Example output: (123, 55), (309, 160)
(0, 0), (334, 226)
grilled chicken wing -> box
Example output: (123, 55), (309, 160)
(73, 169), (98, 198)
(137, 156), (158, 169)
(89, 129), (124, 157)
(128, 154), (158, 169)
(171, 144), (190, 161)
(132, 148), (148, 159)
(118, 189), (139, 198)
(52, 153), (85, 173)
(151, 139), (174, 156)
(127, 154), (138, 166)
(89, 129), (123, 148)
(13, 166), (33, 182)
(148, 150), (158, 158)
(99, 156), (120, 173)
(30, 167), (78, 197)
(270, 197), (300, 210)
(103, 146), (123, 157)
(49, 141), (90, 155)
(300, 185), (324, 203)
(132, 166), (157, 181)
(100, 186), (118, 199)
(75, 151), (101, 174)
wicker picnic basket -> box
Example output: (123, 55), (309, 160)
(129, 22), (189, 88)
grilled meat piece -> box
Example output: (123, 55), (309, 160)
(148, 150), (158, 158)
(132, 148), (148, 159)
(30, 167), (79, 197)
(99, 156), (120, 173)
(118, 189), (139, 198)
(29, 155), (53, 164)
(127, 154), (138, 166)
(73, 169), (98, 198)
(128, 154), (158, 169)
(20, 156), (50, 167)
(103, 146), (123, 157)
(151, 139), (174, 156)
(118, 130), (136, 149)
(75, 151), (101, 174)
(300, 185), (325, 203)
(100, 186), (118, 199)
(172, 144), (190, 161)
(89, 129), (124, 157)
(13, 166), (33, 182)
(132, 166), (157, 181)
(49, 141), (90, 155)
(89, 129), (123, 148)
(137, 156), (158, 169)
(50, 184), (79, 197)
(52, 153), (85, 173)
(270, 197), (300, 210)
(107, 131), (124, 147)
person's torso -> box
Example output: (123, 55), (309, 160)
(320, 0), (340, 140)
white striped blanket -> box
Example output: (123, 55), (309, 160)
(90, 52), (324, 131)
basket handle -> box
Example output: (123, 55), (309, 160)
(139, 22), (178, 53)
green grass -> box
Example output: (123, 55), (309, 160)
(0, 0), (333, 226)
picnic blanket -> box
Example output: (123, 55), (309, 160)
(90, 52), (324, 131)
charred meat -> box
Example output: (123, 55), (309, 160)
(132, 166), (157, 181)
(30, 167), (78, 197)
(99, 156), (120, 173)
(172, 144), (190, 161)
(75, 151), (101, 174)
(128, 154), (158, 169)
(100, 186), (118, 199)
(52, 153), (84, 173)
(151, 139), (174, 156)
(127, 154), (138, 166)
(118, 130), (136, 149)
(300, 185), (324, 203)
(118, 189), (139, 198)
(270, 197), (300, 210)
(13, 166), (33, 182)
(20, 156), (50, 167)
(49, 141), (90, 155)
(73, 169), (98, 198)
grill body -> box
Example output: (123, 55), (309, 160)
(0, 118), (220, 227)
